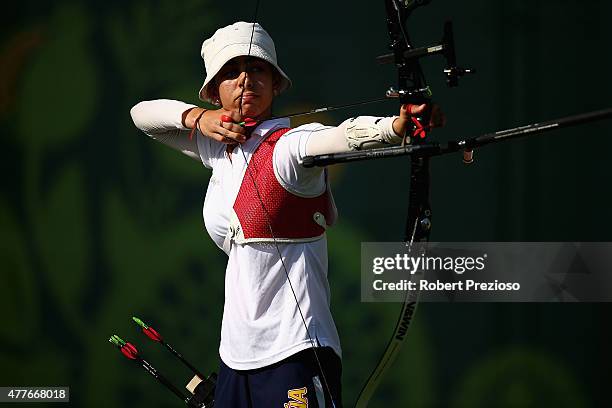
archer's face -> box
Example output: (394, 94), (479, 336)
(214, 56), (278, 120)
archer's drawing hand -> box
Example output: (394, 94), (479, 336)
(188, 108), (247, 145)
(393, 103), (446, 137)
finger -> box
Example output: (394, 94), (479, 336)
(407, 103), (427, 115)
(220, 114), (234, 123)
(399, 104), (415, 119)
(224, 110), (242, 123)
(224, 121), (246, 135)
(219, 121), (246, 138)
(218, 119), (245, 133)
(212, 132), (241, 145)
(209, 121), (241, 144)
(218, 125), (247, 143)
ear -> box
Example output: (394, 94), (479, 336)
(207, 81), (220, 104)
(272, 71), (281, 95)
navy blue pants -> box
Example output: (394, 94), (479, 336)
(214, 347), (342, 408)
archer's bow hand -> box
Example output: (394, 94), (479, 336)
(393, 103), (446, 138)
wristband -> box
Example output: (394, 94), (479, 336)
(189, 108), (208, 141)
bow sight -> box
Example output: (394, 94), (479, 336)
(380, 0), (474, 105)
(378, 20), (474, 91)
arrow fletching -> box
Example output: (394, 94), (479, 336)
(143, 326), (162, 342)
(220, 114), (258, 128)
(121, 342), (139, 360)
(242, 117), (258, 127)
(133, 316), (163, 342)
(109, 334), (139, 360)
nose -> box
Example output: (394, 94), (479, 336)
(238, 70), (252, 89)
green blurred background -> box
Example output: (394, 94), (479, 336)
(1, 0), (611, 407)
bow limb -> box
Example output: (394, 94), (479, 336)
(355, 1), (434, 405)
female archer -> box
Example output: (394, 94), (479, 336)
(130, 21), (444, 408)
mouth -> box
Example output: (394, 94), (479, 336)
(238, 93), (258, 102)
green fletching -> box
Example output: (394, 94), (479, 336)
(109, 334), (126, 347)
(132, 316), (148, 329)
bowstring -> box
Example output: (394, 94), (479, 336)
(235, 2), (338, 407)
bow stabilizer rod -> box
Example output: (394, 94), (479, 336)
(301, 107), (612, 167)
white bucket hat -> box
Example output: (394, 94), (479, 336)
(198, 21), (292, 103)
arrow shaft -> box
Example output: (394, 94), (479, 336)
(162, 341), (207, 380)
(137, 357), (192, 405)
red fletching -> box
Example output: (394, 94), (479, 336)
(121, 343), (139, 360)
(143, 326), (163, 342)
(242, 118), (258, 128)
(221, 115), (233, 123)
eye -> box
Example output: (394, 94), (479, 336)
(220, 68), (239, 79)
(248, 64), (264, 74)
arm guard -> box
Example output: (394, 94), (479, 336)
(345, 116), (406, 150)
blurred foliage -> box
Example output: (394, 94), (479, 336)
(451, 348), (586, 408)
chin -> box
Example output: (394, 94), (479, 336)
(240, 106), (264, 118)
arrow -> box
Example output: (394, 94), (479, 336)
(108, 335), (199, 407)
(131, 318), (217, 407)
(132, 317), (209, 381)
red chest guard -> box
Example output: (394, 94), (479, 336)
(232, 128), (336, 242)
